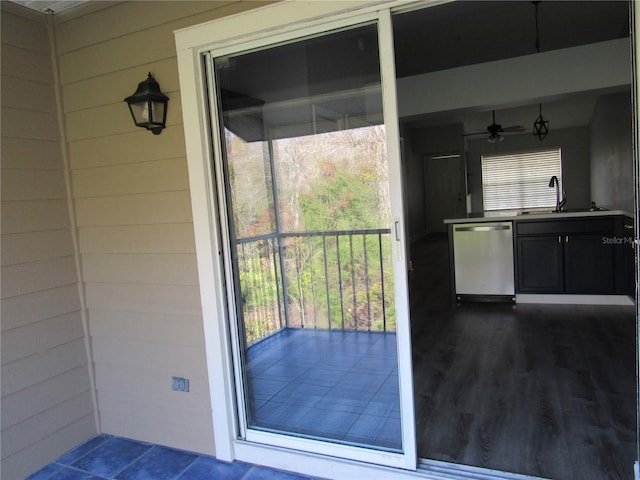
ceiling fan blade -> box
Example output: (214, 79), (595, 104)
(501, 125), (526, 133)
(462, 131), (490, 137)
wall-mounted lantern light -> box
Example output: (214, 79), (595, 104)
(124, 72), (169, 135)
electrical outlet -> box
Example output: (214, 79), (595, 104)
(172, 376), (190, 392)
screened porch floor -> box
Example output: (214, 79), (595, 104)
(245, 328), (402, 451)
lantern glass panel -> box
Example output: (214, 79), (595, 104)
(151, 101), (165, 124)
(129, 102), (148, 126)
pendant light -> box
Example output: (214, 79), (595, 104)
(533, 104), (549, 140)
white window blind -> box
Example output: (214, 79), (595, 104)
(481, 148), (562, 211)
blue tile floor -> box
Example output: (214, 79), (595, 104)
(246, 329), (401, 451)
(27, 434), (322, 480)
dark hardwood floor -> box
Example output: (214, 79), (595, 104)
(409, 234), (637, 480)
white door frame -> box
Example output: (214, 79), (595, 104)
(175, 0), (420, 476)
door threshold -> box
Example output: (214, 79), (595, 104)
(418, 458), (550, 480)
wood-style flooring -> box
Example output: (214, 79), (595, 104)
(409, 234), (637, 480)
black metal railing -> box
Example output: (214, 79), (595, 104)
(235, 229), (395, 344)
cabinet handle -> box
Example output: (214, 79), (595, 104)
(558, 236), (562, 243)
(624, 224), (633, 230)
(565, 235), (569, 243)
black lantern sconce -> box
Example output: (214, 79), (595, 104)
(124, 72), (169, 135)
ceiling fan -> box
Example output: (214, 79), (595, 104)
(464, 110), (526, 143)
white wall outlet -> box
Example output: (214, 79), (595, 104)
(172, 376), (190, 392)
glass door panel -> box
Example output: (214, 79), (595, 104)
(214, 22), (407, 455)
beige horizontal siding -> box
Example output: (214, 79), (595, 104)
(2, 311), (84, 364)
(1, 338), (89, 397)
(1, 106), (59, 141)
(79, 224), (195, 254)
(2, 169), (67, 201)
(72, 157), (189, 198)
(82, 253), (198, 285)
(97, 379), (210, 421)
(2, 199), (70, 233)
(0, 3), (49, 52)
(2, 366), (92, 429)
(0, 44), (53, 85)
(1, 416), (96, 480)
(75, 191), (194, 226)
(1, 256), (78, 298)
(1, 137), (63, 170)
(1, 229), (75, 265)
(64, 57), (178, 113)
(1, 5), (95, 479)
(59, 23), (178, 84)
(69, 125), (186, 169)
(2, 391), (94, 458)
(1, 284), (81, 330)
(92, 337), (208, 375)
(85, 283), (201, 315)
(57, 1), (266, 83)
(55, 1), (231, 53)
(1, 75), (57, 112)
(97, 388), (211, 435)
(89, 310), (203, 346)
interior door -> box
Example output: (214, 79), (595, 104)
(207, 14), (416, 469)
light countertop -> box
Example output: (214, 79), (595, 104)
(444, 209), (634, 224)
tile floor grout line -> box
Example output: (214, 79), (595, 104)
(172, 453), (202, 480)
(109, 443), (157, 479)
(58, 463), (112, 480)
(58, 433), (112, 467)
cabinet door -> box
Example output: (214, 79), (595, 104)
(564, 234), (615, 293)
(517, 236), (563, 292)
(615, 217), (636, 296)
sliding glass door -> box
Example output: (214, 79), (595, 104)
(206, 14), (415, 468)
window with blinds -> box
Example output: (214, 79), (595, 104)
(481, 148), (562, 211)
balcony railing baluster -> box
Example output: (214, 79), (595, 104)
(363, 233), (371, 331)
(236, 229), (393, 345)
(378, 232), (387, 333)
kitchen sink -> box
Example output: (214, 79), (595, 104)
(518, 208), (606, 215)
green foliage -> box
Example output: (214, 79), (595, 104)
(299, 160), (383, 232)
(229, 127), (396, 345)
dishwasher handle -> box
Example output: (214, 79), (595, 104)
(454, 225), (512, 232)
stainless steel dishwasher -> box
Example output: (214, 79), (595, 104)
(452, 221), (515, 301)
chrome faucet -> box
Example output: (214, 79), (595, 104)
(548, 176), (566, 212)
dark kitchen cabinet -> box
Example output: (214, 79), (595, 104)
(516, 236), (563, 292)
(615, 216), (636, 296)
(515, 216), (630, 295)
(563, 234), (614, 293)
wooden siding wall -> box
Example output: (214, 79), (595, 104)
(53, 0), (267, 456)
(0, 4), (97, 479)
